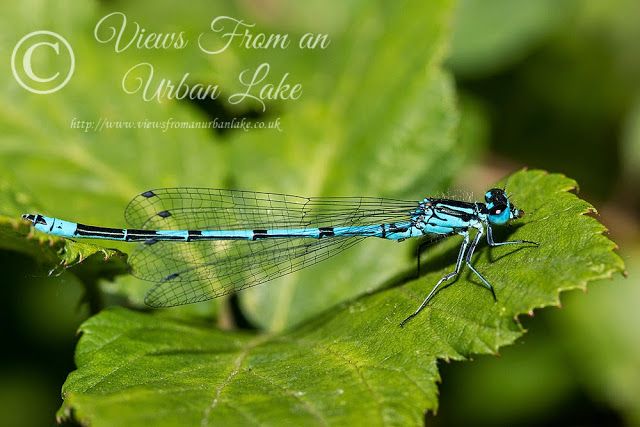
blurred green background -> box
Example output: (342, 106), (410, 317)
(0, 0), (638, 425)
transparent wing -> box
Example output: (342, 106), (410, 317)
(137, 236), (365, 307)
(125, 188), (418, 230)
(124, 188), (419, 307)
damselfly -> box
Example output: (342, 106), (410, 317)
(22, 187), (537, 325)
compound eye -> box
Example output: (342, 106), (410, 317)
(485, 188), (506, 204)
(489, 203), (508, 216)
(485, 190), (495, 203)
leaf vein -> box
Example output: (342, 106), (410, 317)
(246, 368), (328, 426)
(200, 335), (269, 426)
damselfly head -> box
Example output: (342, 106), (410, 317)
(485, 188), (519, 225)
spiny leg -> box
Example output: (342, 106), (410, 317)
(400, 231), (470, 327)
(465, 223), (538, 302)
(486, 223), (538, 247)
(465, 225), (497, 302)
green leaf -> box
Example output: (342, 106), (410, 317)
(57, 170), (624, 426)
(0, 0), (243, 313)
(1, 0), (467, 330)
(228, 0), (462, 331)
